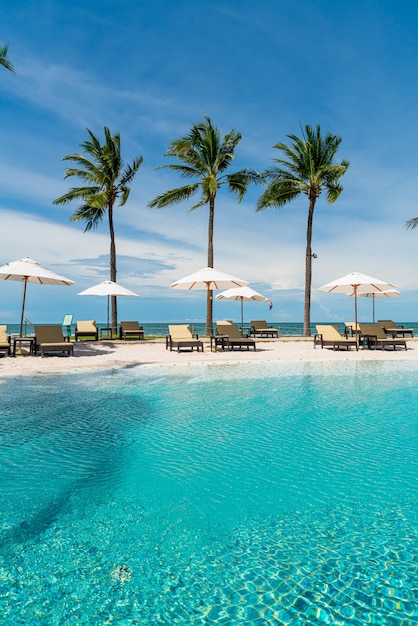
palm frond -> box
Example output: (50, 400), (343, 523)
(62, 153), (103, 181)
(325, 183), (344, 203)
(321, 162), (349, 196)
(52, 186), (102, 205)
(63, 169), (103, 185)
(69, 203), (107, 231)
(0, 43), (15, 73)
(157, 163), (203, 178)
(79, 131), (103, 163)
(148, 184), (199, 208)
(257, 180), (302, 210)
(119, 156), (143, 187)
(119, 187), (130, 206)
(405, 217), (418, 230)
(188, 197), (210, 211)
(226, 169), (264, 201)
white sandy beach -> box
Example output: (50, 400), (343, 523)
(1, 336), (418, 376)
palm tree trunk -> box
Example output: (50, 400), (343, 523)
(109, 204), (117, 334)
(303, 198), (315, 336)
(206, 197), (215, 336)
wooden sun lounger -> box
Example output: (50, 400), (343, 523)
(216, 321), (256, 350)
(250, 320), (279, 338)
(75, 320), (99, 341)
(359, 324), (407, 350)
(0, 325), (11, 356)
(377, 320), (414, 338)
(119, 321), (144, 340)
(314, 325), (357, 350)
(166, 324), (204, 352)
(344, 322), (361, 336)
(34, 325), (74, 357)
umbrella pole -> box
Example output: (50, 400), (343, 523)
(372, 294), (375, 323)
(107, 295), (110, 329)
(206, 282), (213, 337)
(19, 278), (28, 337)
(240, 298), (244, 334)
(354, 285), (359, 351)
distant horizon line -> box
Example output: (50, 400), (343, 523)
(4, 320), (418, 327)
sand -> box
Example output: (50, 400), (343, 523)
(1, 336), (418, 376)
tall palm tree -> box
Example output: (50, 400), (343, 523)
(257, 124), (349, 336)
(149, 115), (261, 335)
(53, 127), (143, 332)
(0, 43), (15, 73)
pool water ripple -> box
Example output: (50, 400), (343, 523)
(0, 361), (416, 624)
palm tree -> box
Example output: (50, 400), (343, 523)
(148, 115), (261, 335)
(257, 124), (349, 336)
(53, 127), (143, 332)
(0, 43), (15, 73)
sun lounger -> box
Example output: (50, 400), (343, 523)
(216, 321), (256, 350)
(0, 325), (11, 356)
(166, 324), (204, 352)
(34, 325), (74, 357)
(250, 320), (279, 338)
(377, 320), (414, 338)
(359, 323), (407, 350)
(344, 322), (361, 336)
(314, 325), (357, 350)
(75, 320), (98, 341)
(119, 321), (144, 340)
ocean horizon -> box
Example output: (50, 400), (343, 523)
(4, 321), (418, 338)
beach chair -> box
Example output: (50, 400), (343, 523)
(0, 325), (11, 356)
(314, 325), (357, 350)
(216, 321), (256, 350)
(359, 323), (407, 350)
(34, 325), (74, 357)
(344, 322), (361, 336)
(75, 320), (99, 341)
(377, 320), (414, 338)
(119, 321), (144, 340)
(166, 324), (204, 352)
(250, 320), (279, 338)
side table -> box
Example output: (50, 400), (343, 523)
(12, 336), (36, 356)
(210, 335), (230, 352)
(99, 326), (114, 339)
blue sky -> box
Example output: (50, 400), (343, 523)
(1, 0), (418, 325)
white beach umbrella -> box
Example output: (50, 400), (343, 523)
(216, 286), (266, 329)
(349, 288), (400, 323)
(78, 280), (139, 328)
(0, 257), (75, 336)
(170, 267), (249, 334)
(170, 267), (248, 290)
(318, 271), (397, 348)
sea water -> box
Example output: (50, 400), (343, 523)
(8, 321), (418, 338)
(0, 361), (416, 624)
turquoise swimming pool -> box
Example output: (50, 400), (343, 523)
(0, 361), (416, 624)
